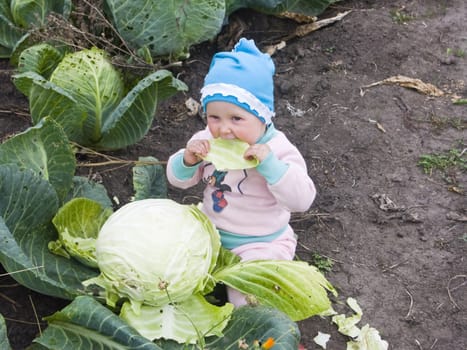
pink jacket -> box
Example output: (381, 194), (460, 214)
(166, 126), (316, 239)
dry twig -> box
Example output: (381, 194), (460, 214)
(73, 142), (166, 168)
(29, 295), (42, 337)
(0, 292), (19, 306)
(382, 260), (409, 273)
(265, 11), (352, 55)
(404, 288), (414, 318)
(290, 211), (332, 223)
(0, 266), (44, 277)
(446, 274), (467, 310)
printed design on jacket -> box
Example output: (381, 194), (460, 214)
(204, 168), (249, 213)
(206, 170), (231, 212)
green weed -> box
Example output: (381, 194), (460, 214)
(310, 253), (334, 272)
(390, 9), (415, 24)
(418, 148), (467, 175)
(430, 114), (466, 130)
(446, 47), (466, 58)
(453, 99), (467, 106)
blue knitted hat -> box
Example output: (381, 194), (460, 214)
(201, 38), (275, 124)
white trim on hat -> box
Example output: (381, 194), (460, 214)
(201, 83), (275, 124)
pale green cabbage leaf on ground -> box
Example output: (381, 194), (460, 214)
(313, 331), (331, 349)
(346, 324), (389, 350)
(332, 298), (389, 350)
(332, 297), (363, 338)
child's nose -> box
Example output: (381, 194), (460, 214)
(219, 122), (231, 135)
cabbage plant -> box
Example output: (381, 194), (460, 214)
(82, 198), (336, 344)
(85, 199), (221, 310)
(104, 0), (339, 59)
(13, 46), (188, 150)
(0, 0), (71, 58)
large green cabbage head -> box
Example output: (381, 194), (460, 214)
(85, 199), (220, 312)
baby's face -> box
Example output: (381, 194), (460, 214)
(205, 101), (266, 145)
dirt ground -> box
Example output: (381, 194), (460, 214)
(1, 0), (466, 349)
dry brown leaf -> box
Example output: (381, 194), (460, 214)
(265, 11), (351, 56)
(362, 75), (444, 96)
(294, 10), (352, 37)
(277, 11), (317, 23)
(446, 211), (467, 221)
(448, 186), (465, 195)
(376, 122), (387, 133)
(265, 41), (286, 56)
(369, 119), (387, 133)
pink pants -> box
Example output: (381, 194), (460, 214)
(227, 225), (297, 306)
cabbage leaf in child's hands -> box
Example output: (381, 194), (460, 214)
(204, 138), (259, 171)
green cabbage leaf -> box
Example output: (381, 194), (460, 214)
(104, 0), (226, 59)
(49, 198), (113, 268)
(0, 314), (11, 350)
(32, 296), (300, 350)
(204, 138), (259, 171)
(213, 259), (337, 321)
(0, 0), (71, 58)
(0, 118), (110, 299)
(133, 156), (167, 200)
(120, 294), (234, 344)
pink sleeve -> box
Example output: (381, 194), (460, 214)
(166, 128), (212, 189)
(267, 135), (317, 212)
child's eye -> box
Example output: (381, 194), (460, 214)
(207, 115), (219, 121)
(232, 116), (242, 122)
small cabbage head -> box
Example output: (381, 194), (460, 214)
(84, 199), (220, 312)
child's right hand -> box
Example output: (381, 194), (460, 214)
(184, 139), (210, 166)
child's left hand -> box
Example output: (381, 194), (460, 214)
(244, 144), (271, 162)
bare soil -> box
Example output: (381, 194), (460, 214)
(1, 1), (466, 349)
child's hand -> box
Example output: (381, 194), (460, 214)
(244, 144), (271, 163)
(184, 139), (210, 166)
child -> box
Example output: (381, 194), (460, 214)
(166, 38), (316, 306)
